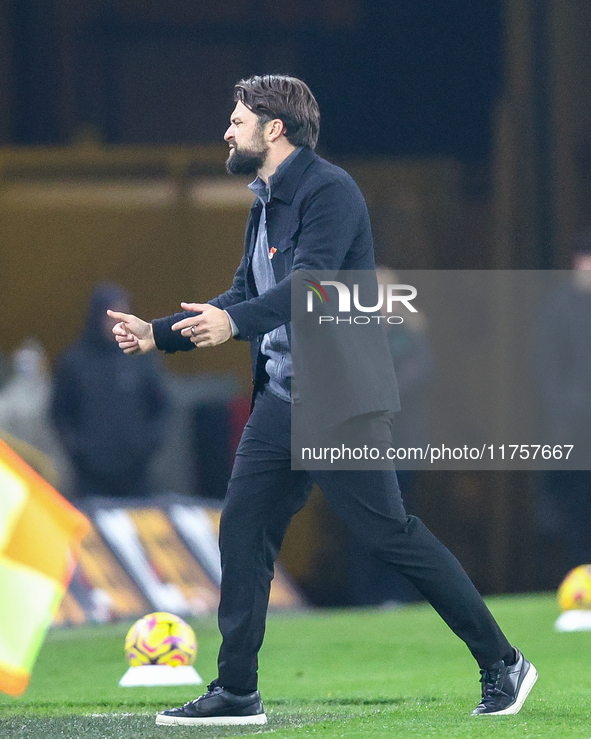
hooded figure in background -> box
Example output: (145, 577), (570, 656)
(51, 283), (170, 500)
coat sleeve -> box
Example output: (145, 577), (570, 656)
(152, 254), (249, 353)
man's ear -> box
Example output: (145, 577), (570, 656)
(267, 118), (286, 142)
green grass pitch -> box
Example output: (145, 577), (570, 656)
(1, 593), (589, 738)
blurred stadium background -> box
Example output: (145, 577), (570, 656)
(1, 0), (591, 617)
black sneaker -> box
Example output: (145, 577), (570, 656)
(155, 684), (267, 726)
(472, 648), (538, 716)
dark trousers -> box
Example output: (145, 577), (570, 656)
(216, 388), (511, 690)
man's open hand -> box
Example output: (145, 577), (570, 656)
(172, 303), (232, 347)
(107, 310), (156, 355)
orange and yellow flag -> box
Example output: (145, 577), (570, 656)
(0, 438), (90, 696)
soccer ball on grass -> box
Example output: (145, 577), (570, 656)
(124, 611), (197, 667)
(557, 565), (591, 611)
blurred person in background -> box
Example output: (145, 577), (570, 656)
(376, 266), (433, 509)
(0, 348), (10, 390)
(348, 266), (433, 606)
(535, 237), (591, 572)
(0, 338), (68, 484)
(51, 283), (170, 500)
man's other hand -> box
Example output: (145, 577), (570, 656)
(172, 303), (232, 347)
(107, 310), (156, 355)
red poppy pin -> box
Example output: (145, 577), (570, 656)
(268, 247), (277, 259)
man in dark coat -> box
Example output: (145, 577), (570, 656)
(51, 283), (169, 500)
(535, 245), (591, 568)
(108, 75), (537, 726)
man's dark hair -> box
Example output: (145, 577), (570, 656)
(234, 74), (320, 150)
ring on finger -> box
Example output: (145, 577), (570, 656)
(190, 325), (197, 336)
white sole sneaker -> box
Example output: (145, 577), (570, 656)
(155, 712), (268, 726)
(477, 662), (538, 716)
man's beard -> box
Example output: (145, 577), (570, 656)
(226, 132), (268, 176)
(226, 149), (267, 174)
(226, 147), (267, 175)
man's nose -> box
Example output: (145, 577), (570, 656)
(224, 127), (233, 141)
